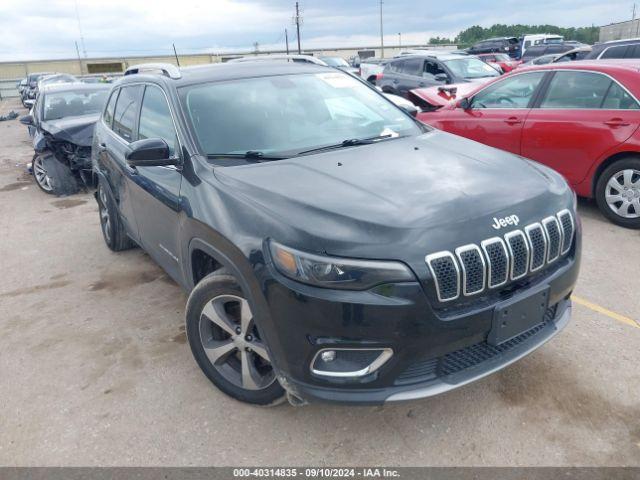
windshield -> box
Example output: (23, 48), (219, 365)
(180, 72), (422, 157)
(43, 89), (108, 120)
(443, 58), (500, 79)
(321, 57), (350, 67)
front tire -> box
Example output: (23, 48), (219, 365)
(186, 272), (285, 405)
(595, 157), (640, 228)
(96, 182), (136, 251)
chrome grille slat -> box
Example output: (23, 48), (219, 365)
(481, 237), (509, 288)
(505, 230), (529, 280)
(455, 244), (486, 296)
(542, 216), (561, 263)
(557, 209), (575, 255)
(425, 252), (460, 302)
(425, 210), (574, 303)
(525, 223), (547, 272)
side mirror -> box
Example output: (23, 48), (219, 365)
(434, 73), (449, 83)
(400, 104), (419, 117)
(125, 138), (179, 167)
(457, 97), (472, 110)
(20, 114), (33, 126)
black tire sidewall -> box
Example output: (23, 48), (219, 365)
(185, 273), (285, 405)
(97, 182), (135, 251)
(595, 157), (640, 229)
(32, 153), (54, 195)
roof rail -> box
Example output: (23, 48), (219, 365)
(227, 54), (328, 66)
(124, 63), (181, 79)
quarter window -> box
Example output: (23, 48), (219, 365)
(540, 72), (612, 109)
(103, 89), (118, 127)
(472, 72), (545, 109)
(602, 81), (640, 110)
(138, 86), (179, 156)
(113, 85), (143, 142)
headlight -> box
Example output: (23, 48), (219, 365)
(269, 241), (416, 290)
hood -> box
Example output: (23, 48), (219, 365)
(214, 131), (571, 258)
(40, 112), (100, 146)
(409, 81), (484, 109)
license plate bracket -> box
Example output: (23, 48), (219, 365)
(488, 287), (550, 346)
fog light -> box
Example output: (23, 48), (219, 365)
(311, 348), (393, 378)
(321, 350), (336, 362)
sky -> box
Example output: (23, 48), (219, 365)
(0, 0), (635, 61)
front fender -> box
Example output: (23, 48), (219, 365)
(33, 130), (47, 152)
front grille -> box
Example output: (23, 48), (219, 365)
(425, 210), (574, 302)
(396, 305), (558, 384)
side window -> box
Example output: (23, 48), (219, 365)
(625, 44), (640, 58)
(401, 58), (422, 76)
(472, 72), (546, 109)
(601, 45), (628, 59)
(602, 81), (640, 110)
(387, 60), (403, 73)
(138, 85), (179, 156)
(540, 72), (611, 109)
(103, 89), (118, 127)
(423, 60), (445, 78)
(113, 85), (143, 142)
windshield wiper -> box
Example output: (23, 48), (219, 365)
(294, 134), (396, 156)
(206, 151), (287, 161)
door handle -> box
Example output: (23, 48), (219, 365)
(504, 117), (522, 125)
(97, 142), (107, 151)
(604, 118), (630, 127)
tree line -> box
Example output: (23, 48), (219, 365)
(429, 24), (600, 47)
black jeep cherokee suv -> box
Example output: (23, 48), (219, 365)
(92, 61), (580, 405)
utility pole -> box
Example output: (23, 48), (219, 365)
(294, 2), (302, 54)
(379, 0), (384, 58)
(285, 28), (290, 54)
(75, 41), (83, 75)
(173, 43), (180, 66)
(398, 32), (402, 49)
(74, 0), (87, 58)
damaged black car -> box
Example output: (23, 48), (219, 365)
(20, 82), (109, 195)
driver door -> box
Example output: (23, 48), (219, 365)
(433, 71), (547, 155)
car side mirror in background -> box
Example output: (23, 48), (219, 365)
(434, 73), (449, 83)
(125, 138), (179, 167)
(19, 114), (33, 126)
(457, 97), (472, 110)
(400, 104), (419, 117)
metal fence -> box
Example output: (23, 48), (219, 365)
(0, 78), (20, 100)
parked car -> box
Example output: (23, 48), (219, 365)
(518, 53), (561, 67)
(24, 73), (79, 108)
(359, 57), (389, 84)
(92, 62), (579, 405)
(585, 38), (640, 59)
(521, 34), (564, 56)
(377, 54), (500, 98)
(468, 37), (521, 59)
(520, 43), (576, 64)
(553, 46), (592, 63)
(21, 72), (54, 108)
(476, 53), (520, 73)
(19, 83), (109, 194)
(415, 60), (640, 228)
(318, 56), (358, 74)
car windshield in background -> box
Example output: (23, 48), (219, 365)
(43, 89), (109, 120)
(181, 72), (422, 158)
(443, 58), (500, 79)
(321, 57), (350, 67)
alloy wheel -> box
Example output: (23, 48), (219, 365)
(605, 169), (640, 219)
(98, 186), (112, 244)
(198, 294), (276, 391)
(33, 156), (53, 192)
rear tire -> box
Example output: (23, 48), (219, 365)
(96, 182), (137, 251)
(186, 272), (285, 406)
(595, 157), (640, 229)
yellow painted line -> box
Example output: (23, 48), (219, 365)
(572, 295), (640, 329)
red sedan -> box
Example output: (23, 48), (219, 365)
(476, 53), (520, 73)
(414, 60), (640, 228)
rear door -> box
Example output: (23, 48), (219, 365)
(432, 71), (547, 155)
(396, 57), (424, 97)
(521, 70), (640, 186)
(127, 84), (183, 280)
(97, 85), (144, 241)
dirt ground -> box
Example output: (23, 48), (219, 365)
(0, 97), (639, 467)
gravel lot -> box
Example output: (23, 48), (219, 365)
(0, 97), (639, 467)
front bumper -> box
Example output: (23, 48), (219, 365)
(259, 241), (579, 405)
